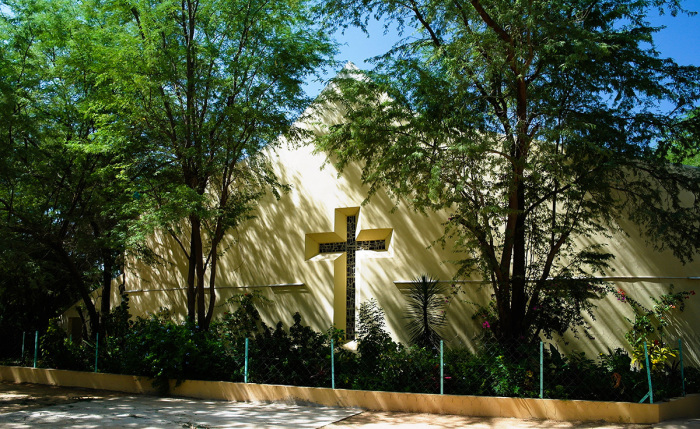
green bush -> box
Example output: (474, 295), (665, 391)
(39, 318), (90, 370)
(35, 293), (698, 402)
(247, 313), (331, 387)
(334, 300), (440, 393)
(101, 309), (241, 393)
(443, 344), (538, 397)
(215, 291), (333, 388)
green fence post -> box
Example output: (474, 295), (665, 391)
(244, 338), (249, 383)
(33, 331), (38, 368)
(331, 339), (335, 389)
(21, 331), (25, 363)
(639, 341), (654, 404)
(94, 332), (99, 373)
(679, 339), (686, 397)
(645, 341), (654, 404)
(540, 341), (544, 399)
(440, 340), (444, 395)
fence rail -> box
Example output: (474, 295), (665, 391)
(6, 328), (695, 404)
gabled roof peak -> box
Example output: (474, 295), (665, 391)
(342, 61), (359, 71)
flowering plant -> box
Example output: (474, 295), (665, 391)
(615, 285), (695, 371)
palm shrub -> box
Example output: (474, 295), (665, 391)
(404, 274), (448, 350)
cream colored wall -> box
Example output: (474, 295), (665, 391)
(62, 138), (477, 340)
(567, 215), (700, 362)
(75, 137), (698, 358)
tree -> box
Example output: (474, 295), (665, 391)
(0, 1), (138, 336)
(316, 0), (700, 346)
(0, 226), (77, 358)
(0, 0), (133, 339)
(95, 0), (333, 329)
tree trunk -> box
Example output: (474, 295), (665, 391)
(72, 268), (100, 339)
(100, 248), (113, 326)
(509, 166), (528, 344)
(204, 245), (218, 329)
(186, 221), (197, 322)
(52, 242), (100, 339)
(189, 214), (206, 329)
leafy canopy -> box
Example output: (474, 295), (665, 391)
(315, 0), (700, 344)
(92, 0), (334, 329)
(0, 0), (135, 339)
(0, 0), (335, 335)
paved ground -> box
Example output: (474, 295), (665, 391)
(0, 382), (125, 414)
(325, 413), (700, 429)
(1, 381), (698, 428)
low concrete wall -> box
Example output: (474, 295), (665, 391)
(0, 366), (158, 395)
(1, 365), (698, 424)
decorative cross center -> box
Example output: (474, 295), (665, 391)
(306, 208), (392, 339)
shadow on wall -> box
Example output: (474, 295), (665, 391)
(112, 139), (479, 342)
(73, 134), (699, 367)
(555, 216), (700, 365)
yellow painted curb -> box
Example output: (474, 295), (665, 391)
(0, 366), (158, 395)
(2, 365), (698, 424)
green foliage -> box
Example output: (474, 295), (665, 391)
(0, 0), (138, 340)
(214, 293), (340, 387)
(443, 344), (673, 401)
(334, 299), (439, 392)
(615, 286), (695, 371)
(111, 315), (199, 392)
(246, 313), (333, 386)
(404, 274), (448, 350)
(216, 291), (272, 340)
(356, 299), (393, 351)
(101, 308), (237, 393)
(93, 0), (335, 329)
(667, 108), (700, 167)
(0, 0), (335, 335)
(353, 299), (398, 387)
(102, 294), (133, 340)
(32, 294), (699, 401)
(315, 0), (700, 347)
(443, 342), (538, 398)
(0, 245), (76, 359)
(39, 319), (88, 371)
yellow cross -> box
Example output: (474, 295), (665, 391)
(305, 207), (392, 339)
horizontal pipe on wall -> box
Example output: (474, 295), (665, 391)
(124, 283), (305, 294)
(393, 276), (700, 286)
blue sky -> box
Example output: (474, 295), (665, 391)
(305, 9), (700, 98)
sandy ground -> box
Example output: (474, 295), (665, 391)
(1, 381), (698, 428)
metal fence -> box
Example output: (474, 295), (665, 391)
(6, 329), (695, 404)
